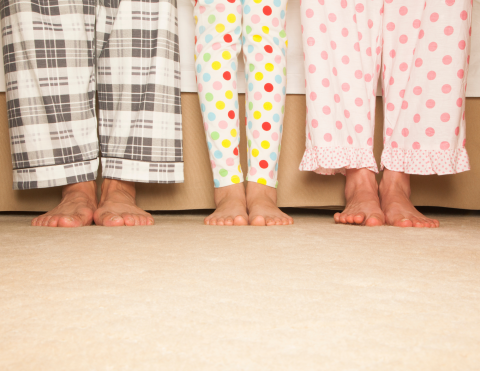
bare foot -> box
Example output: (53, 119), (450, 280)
(334, 169), (385, 227)
(379, 169), (439, 228)
(31, 181), (97, 227)
(204, 183), (248, 226)
(93, 179), (154, 227)
(246, 182), (293, 226)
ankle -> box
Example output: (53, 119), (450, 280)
(246, 182), (277, 203)
(379, 169), (411, 198)
(214, 183), (246, 204)
(100, 179), (136, 202)
(345, 169), (378, 194)
(62, 181), (97, 199)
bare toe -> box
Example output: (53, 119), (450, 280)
(365, 215), (384, 227)
(233, 215), (248, 226)
(224, 217), (234, 226)
(250, 215), (266, 226)
(353, 213), (366, 225)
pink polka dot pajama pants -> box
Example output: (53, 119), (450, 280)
(192, 0), (288, 188)
(299, 0), (472, 176)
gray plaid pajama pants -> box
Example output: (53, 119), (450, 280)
(1, 0), (183, 190)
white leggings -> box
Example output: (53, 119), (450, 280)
(300, 0), (472, 175)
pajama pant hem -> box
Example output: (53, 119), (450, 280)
(299, 146), (379, 175)
(245, 176), (278, 189)
(12, 159), (99, 190)
(101, 158), (184, 184)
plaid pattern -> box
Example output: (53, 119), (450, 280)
(1, 0), (183, 190)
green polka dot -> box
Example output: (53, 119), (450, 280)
(283, 67), (287, 76)
(208, 15), (216, 24)
(275, 180), (278, 189)
(219, 169), (228, 177)
(211, 131), (220, 140)
(203, 53), (211, 62)
(206, 93), (213, 102)
(248, 102), (253, 110)
(246, 26), (252, 34)
(248, 139), (252, 148)
(281, 106), (285, 114)
(279, 30), (286, 38)
(249, 64), (255, 72)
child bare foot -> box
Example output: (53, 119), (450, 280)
(31, 181), (97, 227)
(334, 169), (384, 227)
(94, 179), (154, 227)
(246, 182), (293, 226)
(379, 169), (439, 228)
(204, 183), (248, 226)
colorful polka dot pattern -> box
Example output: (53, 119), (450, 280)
(192, 0), (288, 188)
(299, 0), (472, 176)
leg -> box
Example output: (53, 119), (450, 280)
(300, 0), (384, 226)
(379, 0), (472, 227)
(1, 0), (99, 226)
(192, 0), (248, 226)
(243, 0), (293, 226)
(93, 0), (183, 226)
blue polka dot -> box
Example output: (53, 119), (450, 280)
(203, 73), (211, 82)
(201, 103), (206, 112)
(282, 48), (286, 56)
(240, 0), (244, 4)
(214, 179), (220, 188)
(235, 26), (241, 35)
(248, 160), (251, 167)
(205, 34), (213, 43)
(207, 142), (212, 150)
(280, 10), (285, 19)
(282, 87), (286, 95)
(273, 37), (279, 46)
(275, 75), (282, 84)
(248, 45), (254, 53)
(270, 152), (277, 161)
(214, 150), (223, 159)
(231, 62), (237, 71)
(208, 112), (216, 121)
(273, 114), (280, 123)
(248, 121), (252, 129)
(275, 163), (278, 171)
(205, 0), (213, 4)
(235, 100), (238, 109)
(196, 64), (202, 73)
(242, 36), (246, 45)
(274, 0), (281, 7)
(244, 5), (251, 14)
(280, 124), (283, 133)
(248, 83), (254, 92)
(199, 26), (205, 34)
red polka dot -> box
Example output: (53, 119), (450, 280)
(223, 71), (231, 80)
(259, 160), (269, 169)
(264, 45), (273, 53)
(264, 83), (273, 92)
(262, 122), (271, 131)
(460, 10), (468, 20)
(223, 34), (232, 43)
(228, 110), (235, 119)
(263, 6), (272, 16)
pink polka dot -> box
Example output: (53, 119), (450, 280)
(342, 55), (350, 64)
(412, 142), (421, 150)
(426, 99), (436, 109)
(272, 18), (279, 27)
(306, 9), (314, 18)
(426, 127), (435, 137)
(323, 106), (331, 115)
(399, 89), (405, 98)
(331, 41), (337, 50)
(198, 83), (203, 93)
(344, 110), (350, 118)
(310, 92), (317, 101)
(390, 49), (396, 58)
(386, 128), (393, 136)
(342, 28), (349, 37)
(459, 40), (466, 50)
(212, 42), (221, 50)
(427, 71), (436, 80)
(322, 78), (330, 87)
(442, 84), (452, 94)
(328, 13), (337, 22)
(199, 6), (206, 14)
(389, 77), (395, 85)
(308, 64), (316, 73)
(460, 10), (468, 20)
(414, 114), (421, 123)
(216, 3), (225, 12)
(354, 42), (360, 52)
(250, 167), (257, 176)
(402, 101), (409, 110)
(226, 158), (234, 166)
(387, 103), (395, 111)
(274, 94), (281, 102)
(399, 35), (408, 44)
(324, 133), (332, 142)
(444, 26), (454, 36)
(399, 63), (408, 72)
(334, 94), (340, 103)
(219, 120), (228, 129)
(413, 86), (422, 95)
(347, 136), (353, 145)
(446, 0), (456, 6)
(429, 42), (437, 51)
(440, 141), (450, 150)
(320, 24), (327, 33)
(419, 30), (425, 39)
(441, 113), (451, 122)
(254, 92), (262, 100)
(415, 58), (423, 67)
(401, 128), (409, 137)
(455, 127), (460, 136)
(458, 69), (465, 78)
(321, 51), (328, 60)
(251, 15), (260, 24)
(253, 130), (260, 139)
(386, 22), (395, 31)
(332, 67), (338, 76)
(336, 121), (342, 129)
(196, 44), (203, 53)
(430, 13), (439, 22)
(307, 37), (315, 46)
(255, 53), (264, 62)
(275, 55), (282, 64)
(355, 3), (364, 12)
(457, 98), (463, 107)
(271, 132), (279, 141)
(311, 119), (318, 128)
(367, 138), (373, 146)
(355, 124), (363, 133)
(355, 98), (363, 107)
(413, 19), (421, 29)
(443, 55), (452, 65)
(342, 83), (350, 92)
(391, 141), (398, 148)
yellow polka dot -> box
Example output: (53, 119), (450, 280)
(222, 139), (231, 148)
(238, 165), (241, 173)
(252, 149), (259, 157)
(253, 35), (262, 43)
(231, 175), (240, 183)
(216, 24), (225, 33)
(263, 102), (272, 111)
(261, 140), (270, 149)
(212, 61), (221, 70)
(230, 129), (237, 137)
(257, 178), (267, 185)
(222, 51), (231, 60)
(262, 26), (269, 34)
(253, 0), (262, 3)
(216, 101), (225, 110)
(285, 40), (288, 48)
(255, 72), (263, 81)
(194, 16), (198, 24)
(265, 63), (274, 72)
(225, 90), (233, 99)
(253, 111), (261, 119)
(227, 14), (236, 23)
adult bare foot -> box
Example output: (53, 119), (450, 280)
(31, 181), (97, 227)
(246, 182), (293, 226)
(379, 169), (439, 228)
(93, 179), (154, 227)
(334, 168), (384, 227)
(204, 183), (248, 226)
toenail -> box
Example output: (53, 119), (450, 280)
(111, 216), (122, 221)
(65, 217), (74, 222)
